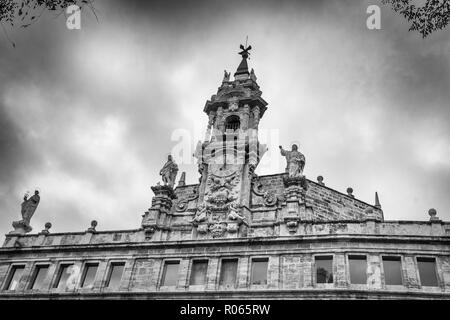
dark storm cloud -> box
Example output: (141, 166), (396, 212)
(0, 0), (449, 236)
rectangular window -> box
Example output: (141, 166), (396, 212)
(54, 264), (74, 289)
(315, 256), (334, 284)
(189, 260), (208, 286)
(417, 257), (438, 287)
(106, 262), (125, 289)
(349, 255), (367, 284)
(219, 259), (238, 286)
(251, 258), (268, 285)
(5, 265), (25, 291)
(161, 261), (179, 286)
(382, 256), (403, 285)
(80, 263), (98, 288)
(30, 265), (49, 290)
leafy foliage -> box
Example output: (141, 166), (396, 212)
(0, 0), (95, 28)
(381, 0), (450, 38)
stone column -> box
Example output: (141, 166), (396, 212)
(215, 106), (224, 132)
(237, 256), (249, 289)
(141, 185), (176, 241)
(119, 259), (137, 292)
(281, 256), (301, 289)
(93, 260), (108, 291)
(204, 111), (216, 142)
(267, 255), (280, 289)
(334, 253), (348, 288)
(177, 258), (190, 290)
(301, 254), (313, 288)
(41, 262), (57, 291)
(206, 257), (219, 291)
(438, 256), (450, 291)
(403, 255), (420, 289)
(367, 254), (382, 289)
(16, 262), (33, 291)
(241, 104), (250, 130)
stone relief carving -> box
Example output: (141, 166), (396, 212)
(227, 96), (239, 111)
(192, 203), (208, 224)
(204, 171), (240, 210)
(251, 176), (278, 207)
(209, 222), (227, 238)
(175, 188), (199, 212)
(227, 202), (245, 221)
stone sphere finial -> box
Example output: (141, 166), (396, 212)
(428, 208), (437, 217)
(39, 222), (52, 235)
(87, 220), (97, 233)
(317, 175), (324, 185)
(347, 187), (354, 197)
(428, 208), (439, 221)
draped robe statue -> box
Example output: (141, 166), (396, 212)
(279, 144), (305, 178)
(159, 155), (178, 188)
(21, 190), (40, 226)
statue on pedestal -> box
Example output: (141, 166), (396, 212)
(279, 144), (305, 178)
(159, 155), (178, 188)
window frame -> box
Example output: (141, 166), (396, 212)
(314, 254), (334, 285)
(347, 254), (367, 285)
(52, 262), (75, 289)
(28, 263), (51, 291)
(416, 256), (439, 287)
(160, 259), (180, 287)
(3, 263), (26, 291)
(189, 259), (209, 286)
(218, 257), (239, 288)
(250, 257), (269, 286)
(381, 255), (404, 287)
(105, 261), (126, 289)
(79, 262), (100, 289)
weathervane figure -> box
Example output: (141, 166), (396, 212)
(238, 43), (252, 59)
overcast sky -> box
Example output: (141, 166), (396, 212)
(0, 0), (449, 236)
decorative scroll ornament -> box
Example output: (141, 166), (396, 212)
(175, 188), (199, 212)
(251, 176), (278, 207)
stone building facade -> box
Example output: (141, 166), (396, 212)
(1, 46), (449, 299)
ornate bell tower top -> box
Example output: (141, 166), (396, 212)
(203, 44), (268, 121)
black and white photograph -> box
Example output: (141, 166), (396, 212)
(0, 0), (449, 310)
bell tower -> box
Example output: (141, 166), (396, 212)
(193, 44), (268, 238)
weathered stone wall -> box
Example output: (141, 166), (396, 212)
(253, 174), (383, 221)
(0, 234), (449, 299)
(3, 220), (448, 248)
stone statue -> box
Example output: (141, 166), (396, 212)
(279, 144), (305, 178)
(223, 70), (230, 82)
(21, 190), (40, 226)
(11, 190), (40, 234)
(159, 155), (178, 188)
(250, 68), (257, 81)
